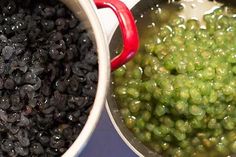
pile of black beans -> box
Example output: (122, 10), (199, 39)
(0, 0), (98, 156)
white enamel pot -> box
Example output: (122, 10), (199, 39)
(58, 0), (139, 156)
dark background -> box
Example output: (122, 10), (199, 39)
(80, 108), (138, 157)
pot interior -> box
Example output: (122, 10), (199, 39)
(108, 0), (236, 157)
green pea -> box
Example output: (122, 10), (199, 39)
(142, 111), (151, 121)
(198, 81), (211, 96)
(196, 29), (209, 39)
(140, 93), (152, 101)
(213, 126), (223, 137)
(187, 61), (195, 73)
(184, 31), (195, 41)
(174, 130), (186, 141)
(129, 100), (141, 113)
(172, 148), (184, 157)
(186, 19), (200, 30)
(176, 120), (191, 133)
(159, 25), (173, 38)
(115, 86), (127, 95)
(232, 66), (236, 74)
(189, 88), (202, 104)
(144, 66), (152, 77)
(202, 138), (213, 148)
(223, 85), (234, 95)
(162, 116), (174, 128)
(164, 134), (172, 142)
(222, 116), (235, 130)
(132, 67), (143, 79)
(209, 90), (218, 103)
(192, 137), (201, 146)
(146, 123), (155, 132)
(179, 88), (190, 100)
(136, 118), (145, 129)
(227, 131), (236, 142)
(169, 16), (184, 26)
(137, 131), (150, 142)
(120, 108), (130, 118)
(196, 144), (205, 153)
(164, 54), (175, 70)
(227, 52), (236, 63)
(175, 101), (188, 114)
(202, 67), (215, 80)
(154, 105), (167, 117)
(191, 118), (202, 129)
(161, 142), (170, 151)
(127, 88), (139, 98)
(216, 143), (228, 154)
(150, 143), (162, 153)
(214, 8), (224, 16)
(143, 80), (157, 92)
(176, 60), (187, 74)
(114, 66), (126, 77)
(144, 103), (153, 112)
(217, 15), (230, 28)
(208, 118), (217, 129)
(203, 13), (215, 23)
(173, 25), (185, 36)
(125, 116), (136, 129)
(153, 127), (164, 138)
(230, 141), (236, 153)
(180, 140), (190, 148)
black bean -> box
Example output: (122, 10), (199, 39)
(8, 125), (20, 134)
(30, 142), (44, 155)
(56, 8), (66, 18)
(50, 134), (65, 149)
(0, 35), (7, 42)
(42, 7), (55, 18)
(0, 0), (98, 156)
(1, 139), (14, 153)
(0, 15), (3, 24)
(2, 25), (13, 36)
(0, 96), (10, 110)
(0, 78), (3, 89)
(2, 46), (14, 60)
(41, 20), (54, 32)
(3, 1), (17, 16)
(85, 52), (98, 66)
(17, 114), (30, 126)
(6, 113), (20, 123)
(37, 132), (50, 146)
(69, 17), (78, 28)
(17, 129), (30, 147)
(55, 18), (67, 31)
(14, 142), (29, 156)
(4, 78), (15, 90)
(54, 111), (66, 122)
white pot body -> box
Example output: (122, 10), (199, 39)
(59, 0), (110, 156)
(58, 0), (139, 156)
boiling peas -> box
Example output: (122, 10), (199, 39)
(113, 6), (236, 157)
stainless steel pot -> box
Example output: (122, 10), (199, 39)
(58, 0), (139, 156)
(106, 1), (229, 157)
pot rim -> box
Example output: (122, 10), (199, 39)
(62, 0), (110, 156)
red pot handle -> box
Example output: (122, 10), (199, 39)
(94, 0), (139, 71)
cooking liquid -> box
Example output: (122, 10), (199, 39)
(137, 0), (227, 43)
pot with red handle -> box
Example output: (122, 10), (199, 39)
(58, 0), (139, 156)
